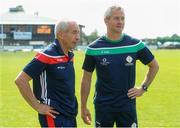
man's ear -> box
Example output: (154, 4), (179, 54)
(57, 31), (63, 40)
(104, 18), (108, 25)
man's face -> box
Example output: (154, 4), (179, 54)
(105, 9), (125, 34)
(61, 23), (80, 50)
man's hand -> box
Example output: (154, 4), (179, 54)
(36, 103), (59, 119)
(81, 107), (91, 125)
(127, 87), (145, 99)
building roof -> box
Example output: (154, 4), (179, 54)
(0, 12), (57, 25)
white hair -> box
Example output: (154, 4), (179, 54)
(54, 20), (69, 38)
(104, 5), (124, 19)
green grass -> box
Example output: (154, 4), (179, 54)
(0, 50), (180, 127)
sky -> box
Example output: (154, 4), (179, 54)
(0, 0), (180, 39)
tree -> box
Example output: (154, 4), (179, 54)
(87, 29), (99, 44)
(80, 29), (99, 45)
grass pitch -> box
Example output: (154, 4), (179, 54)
(0, 50), (180, 127)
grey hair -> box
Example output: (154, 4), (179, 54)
(54, 21), (69, 38)
(104, 5), (124, 19)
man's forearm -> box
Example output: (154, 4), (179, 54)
(81, 71), (92, 108)
(142, 59), (159, 87)
(15, 72), (40, 111)
(81, 84), (90, 108)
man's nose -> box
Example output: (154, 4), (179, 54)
(76, 35), (80, 41)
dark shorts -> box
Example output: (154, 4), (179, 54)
(95, 107), (138, 127)
(38, 114), (77, 127)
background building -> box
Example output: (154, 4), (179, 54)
(0, 5), (85, 50)
(0, 5), (56, 49)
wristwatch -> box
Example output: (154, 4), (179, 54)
(142, 85), (148, 92)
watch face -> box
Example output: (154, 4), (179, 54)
(142, 85), (148, 91)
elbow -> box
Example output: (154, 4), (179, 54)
(155, 60), (159, 73)
(15, 72), (24, 87)
(14, 76), (21, 87)
(157, 63), (159, 72)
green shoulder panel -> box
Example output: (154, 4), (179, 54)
(85, 41), (145, 56)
